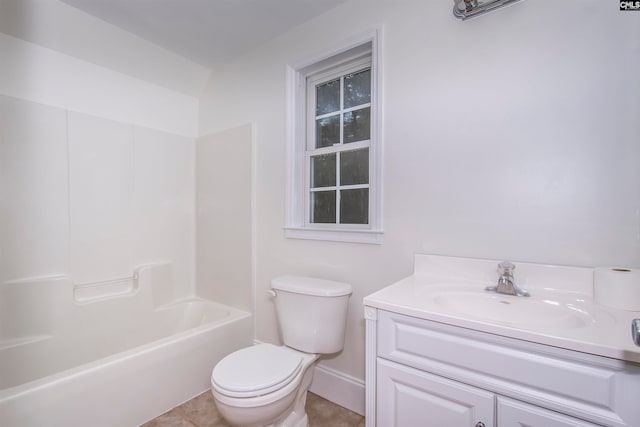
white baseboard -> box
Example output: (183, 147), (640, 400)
(252, 340), (365, 416)
(309, 363), (365, 416)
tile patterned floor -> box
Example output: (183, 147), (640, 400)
(142, 391), (365, 427)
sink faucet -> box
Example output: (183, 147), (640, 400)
(485, 261), (530, 297)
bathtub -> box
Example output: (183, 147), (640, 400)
(0, 263), (253, 426)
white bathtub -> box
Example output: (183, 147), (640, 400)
(0, 264), (253, 426)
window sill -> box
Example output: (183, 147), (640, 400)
(283, 226), (383, 245)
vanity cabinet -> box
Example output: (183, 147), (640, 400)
(377, 359), (600, 427)
(365, 309), (640, 427)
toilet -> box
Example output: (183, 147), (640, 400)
(211, 275), (352, 427)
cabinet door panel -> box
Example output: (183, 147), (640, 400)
(498, 397), (600, 427)
(377, 358), (494, 427)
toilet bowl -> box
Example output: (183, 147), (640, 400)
(211, 276), (352, 427)
(211, 344), (318, 427)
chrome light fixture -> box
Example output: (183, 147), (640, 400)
(453, 0), (524, 20)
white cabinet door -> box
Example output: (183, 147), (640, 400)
(497, 397), (600, 427)
(377, 358), (494, 427)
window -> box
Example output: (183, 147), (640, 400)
(285, 32), (382, 244)
(308, 62), (371, 225)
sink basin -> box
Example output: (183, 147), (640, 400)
(432, 290), (595, 328)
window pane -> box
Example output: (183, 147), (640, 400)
(311, 190), (336, 223)
(340, 148), (369, 186)
(343, 107), (370, 144)
(311, 153), (336, 188)
(316, 115), (340, 148)
(344, 69), (371, 109)
(316, 79), (340, 115)
(340, 189), (369, 224)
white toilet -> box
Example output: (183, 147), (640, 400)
(210, 275), (352, 427)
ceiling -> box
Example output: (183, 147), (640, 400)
(60, 0), (348, 69)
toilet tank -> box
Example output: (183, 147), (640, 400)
(271, 276), (352, 354)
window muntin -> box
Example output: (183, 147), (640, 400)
(306, 60), (372, 227)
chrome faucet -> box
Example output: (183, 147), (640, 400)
(485, 261), (530, 297)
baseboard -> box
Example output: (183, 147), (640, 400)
(252, 340), (365, 416)
(309, 363), (365, 416)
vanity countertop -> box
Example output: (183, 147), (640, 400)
(364, 254), (640, 364)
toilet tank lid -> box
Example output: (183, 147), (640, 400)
(271, 275), (352, 297)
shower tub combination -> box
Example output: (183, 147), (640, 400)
(0, 264), (252, 426)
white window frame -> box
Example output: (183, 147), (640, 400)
(284, 30), (383, 244)
(305, 57), (371, 228)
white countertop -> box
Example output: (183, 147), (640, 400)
(364, 254), (640, 364)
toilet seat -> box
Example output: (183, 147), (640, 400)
(212, 344), (303, 399)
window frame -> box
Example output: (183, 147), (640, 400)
(284, 30), (383, 244)
(306, 58), (372, 228)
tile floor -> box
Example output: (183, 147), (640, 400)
(142, 391), (365, 427)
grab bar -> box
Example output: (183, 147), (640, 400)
(73, 272), (140, 303)
(74, 272), (139, 289)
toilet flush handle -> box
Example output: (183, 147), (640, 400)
(267, 290), (277, 298)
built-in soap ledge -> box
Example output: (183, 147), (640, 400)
(73, 272), (139, 303)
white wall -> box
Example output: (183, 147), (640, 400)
(0, 95), (196, 298)
(0, 33), (199, 137)
(0, 96), (69, 282)
(0, 0), (210, 98)
(196, 125), (253, 311)
(1, 2), (199, 295)
(198, 0), (640, 403)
